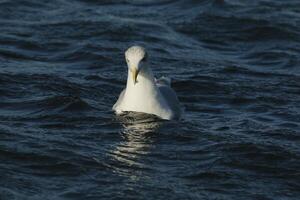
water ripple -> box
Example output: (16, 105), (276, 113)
(0, 0), (300, 199)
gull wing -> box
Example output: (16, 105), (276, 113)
(112, 89), (125, 113)
(156, 77), (182, 119)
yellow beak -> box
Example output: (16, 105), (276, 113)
(131, 68), (139, 84)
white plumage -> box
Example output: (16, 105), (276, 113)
(113, 46), (181, 120)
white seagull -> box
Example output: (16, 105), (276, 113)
(112, 46), (181, 120)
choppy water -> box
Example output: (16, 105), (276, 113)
(0, 0), (300, 199)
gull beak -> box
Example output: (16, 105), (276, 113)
(131, 68), (139, 85)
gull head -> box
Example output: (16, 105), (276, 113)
(125, 46), (148, 84)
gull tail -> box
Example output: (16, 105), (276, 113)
(155, 76), (171, 87)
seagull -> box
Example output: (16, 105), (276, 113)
(112, 46), (181, 120)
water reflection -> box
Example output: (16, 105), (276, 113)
(109, 113), (164, 177)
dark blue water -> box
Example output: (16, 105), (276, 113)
(0, 0), (300, 199)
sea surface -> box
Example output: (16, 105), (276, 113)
(0, 0), (299, 199)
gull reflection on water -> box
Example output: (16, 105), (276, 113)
(108, 112), (164, 177)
